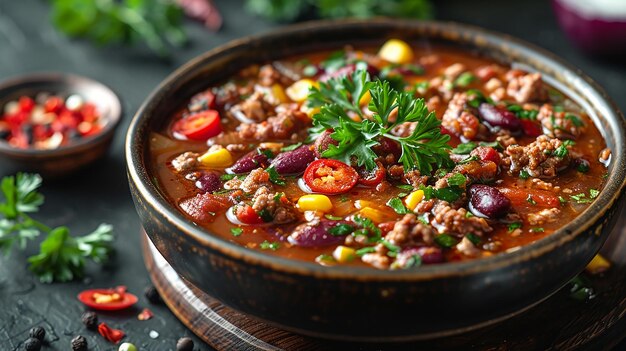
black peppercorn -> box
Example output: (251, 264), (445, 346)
(23, 337), (41, 351)
(29, 326), (46, 341)
(71, 335), (88, 351)
(144, 285), (163, 304)
(176, 337), (194, 351)
(81, 311), (98, 330)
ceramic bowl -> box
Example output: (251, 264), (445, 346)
(0, 73), (122, 177)
(126, 19), (626, 341)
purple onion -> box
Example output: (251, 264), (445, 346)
(227, 150), (269, 174)
(271, 145), (315, 175)
(287, 220), (351, 247)
(469, 184), (511, 219)
(478, 103), (522, 133)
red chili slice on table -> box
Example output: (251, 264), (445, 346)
(172, 110), (222, 140)
(77, 286), (138, 311)
(303, 159), (359, 195)
(356, 161), (386, 186)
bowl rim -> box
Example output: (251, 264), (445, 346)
(126, 18), (626, 281)
(0, 72), (123, 156)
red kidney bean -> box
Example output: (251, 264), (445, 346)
(227, 150), (269, 174)
(319, 63), (380, 82)
(195, 172), (222, 193)
(287, 220), (350, 247)
(312, 129), (338, 158)
(478, 103), (522, 133)
(271, 145), (315, 175)
(469, 184), (511, 218)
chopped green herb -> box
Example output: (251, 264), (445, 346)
(308, 70), (452, 173)
(576, 161), (590, 173)
(459, 155), (479, 165)
(479, 141), (504, 151)
(417, 214), (429, 225)
(559, 196), (567, 205)
(465, 211), (474, 218)
(553, 105), (565, 112)
(231, 228), (243, 237)
(320, 50), (346, 73)
(590, 189), (599, 199)
(465, 233), (481, 246)
(519, 169), (530, 180)
(446, 173), (466, 187)
(273, 192), (284, 202)
(435, 168), (449, 178)
(280, 142), (303, 152)
(353, 215), (381, 241)
(530, 227), (544, 233)
(570, 193), (592, 204)
(527, 195), (537, 205)
(565, 114), (584, 127)
(396, 184), (414, 191)
(380, 239), (400, 253)
(260, 240), (280, 251)
(414, 81), (430, 93)
(454, 72), (476, 87)
(220, 174), (237, 181)
(257, 208), (274, 222)
(329, 223), (354, 236)
(602, 172), (609, 179)
(569, 275), (594, 301)
(553, 140), (575, 158)
(420, 184), (463, 203)
(397, 192), (409, 198)
(386, 197), (410, 214)
(316, 253), (335, 263)
(258, 148), (274, 159)
(325, 214), (343, 221)
(266, 166), (285, 186)
(302, 65), (318, 77)
(451, 142), (477, 155)
(339, 195), (349, 202)
(466, 89), (488, 108)
(508, 222), (522, 232)
(355, 246), (377, 256)
(434, 234), (457, 248)
(391, 254), (422, 270)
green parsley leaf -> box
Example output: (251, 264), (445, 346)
(280, 142), (303, 152)
(434, 234), (457, 248)
(266, 166), (286, 186)
(479, 141), (504, 151)
(231, 227), (243, 237)
(325, 214), (344, 221)
(519, 169), (530, 180)
(355, 246), (377, 256)
(466, 233), (481, 246)
(259, 240), (280, 251)
(329, 223), (354, 236)
(508, 222), (522, 232)
(459, 155), (479, 165)
(446, 173), (466, 187)
(453, 72), (476, 87)
(386, 197), (409, 214)
(590, 189), (599, 199)
(530, 227), (544, 233)
(527, 195), (537, 205)
(451, 142), (477, 155)
(220, 174), (236, 181)
(576, 161), (590, 173)
(565, 114), (584, 127)
(396, 184), (414, 191)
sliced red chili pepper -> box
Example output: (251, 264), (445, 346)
(98, 322), (125, 344)
(357, 161), (386, 186)
(521, 119), (542, 137)
(303, 159), (359, 195)
(172, 110), (222, 141)
(77, 288), (138, 311)
(235, 205), (264, 225)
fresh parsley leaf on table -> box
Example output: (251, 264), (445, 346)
(0, 173), (114, 283)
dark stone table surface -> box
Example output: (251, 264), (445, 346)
(0, 0), (624, 350)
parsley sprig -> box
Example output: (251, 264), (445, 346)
(0, 173), (114, 283)
(308, 70), (452, 173)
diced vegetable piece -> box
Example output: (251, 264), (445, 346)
(498, 187), (560, 208)
(297, 194), (333, 213)
(378, 39), (414, 64)
(357, 207), (387, 223)
(404, 190), (424, 211)
(198, 148), (233, 168)
(303, 159), (359, 195)
(586, 254), (611, 274)
(286, 79), (317, 102)
(333, 246), (356, 263)
(271, 84), (289, 103)
(172, 110), (222, 140)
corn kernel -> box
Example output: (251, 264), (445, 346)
(404, 190), (424, 211)
(333, 245), (356, 263)
(586, 254), (611, 274)
(286, 79), (317, 102)
(300, 105), (320, 119)
(297, 194), (333, 212)
(378, 39), (414, 64)
(357, 207), (387, 223)
(359, 90), (371, 106)
(198, 148), (233, 168)
(271, 84), (289, 103)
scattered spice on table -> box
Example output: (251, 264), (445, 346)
(98, 322), (126, 344)
(138, 308), (154, 321)
(81, 311), (99, 330)
(23, 337), (41, 351)
(144, 285), (163, 304)
(0, 94), (105, 150)
(149, 330), (160, 339)
(29, 326), (46, 341)
(177, 337), (194, 351)
(70, 335), (88, 351)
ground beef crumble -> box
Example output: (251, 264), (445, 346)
(250, 186), (297, 224)
(172, 152), (200, 173)
(384, 214), (435, 247)
(441, 92), (482, 140)
(503, 135), (571, 178)
(506, 71), (547, 103)
(431, 201), (493, 236)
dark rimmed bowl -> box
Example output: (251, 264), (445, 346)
(0, 73), (122, 178)
(126, 19), (626, 341)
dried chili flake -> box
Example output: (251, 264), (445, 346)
(97, 322), (125, 344)
(137, 308), (154, 321)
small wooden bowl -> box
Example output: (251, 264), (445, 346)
(0, 73), (122, 177)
